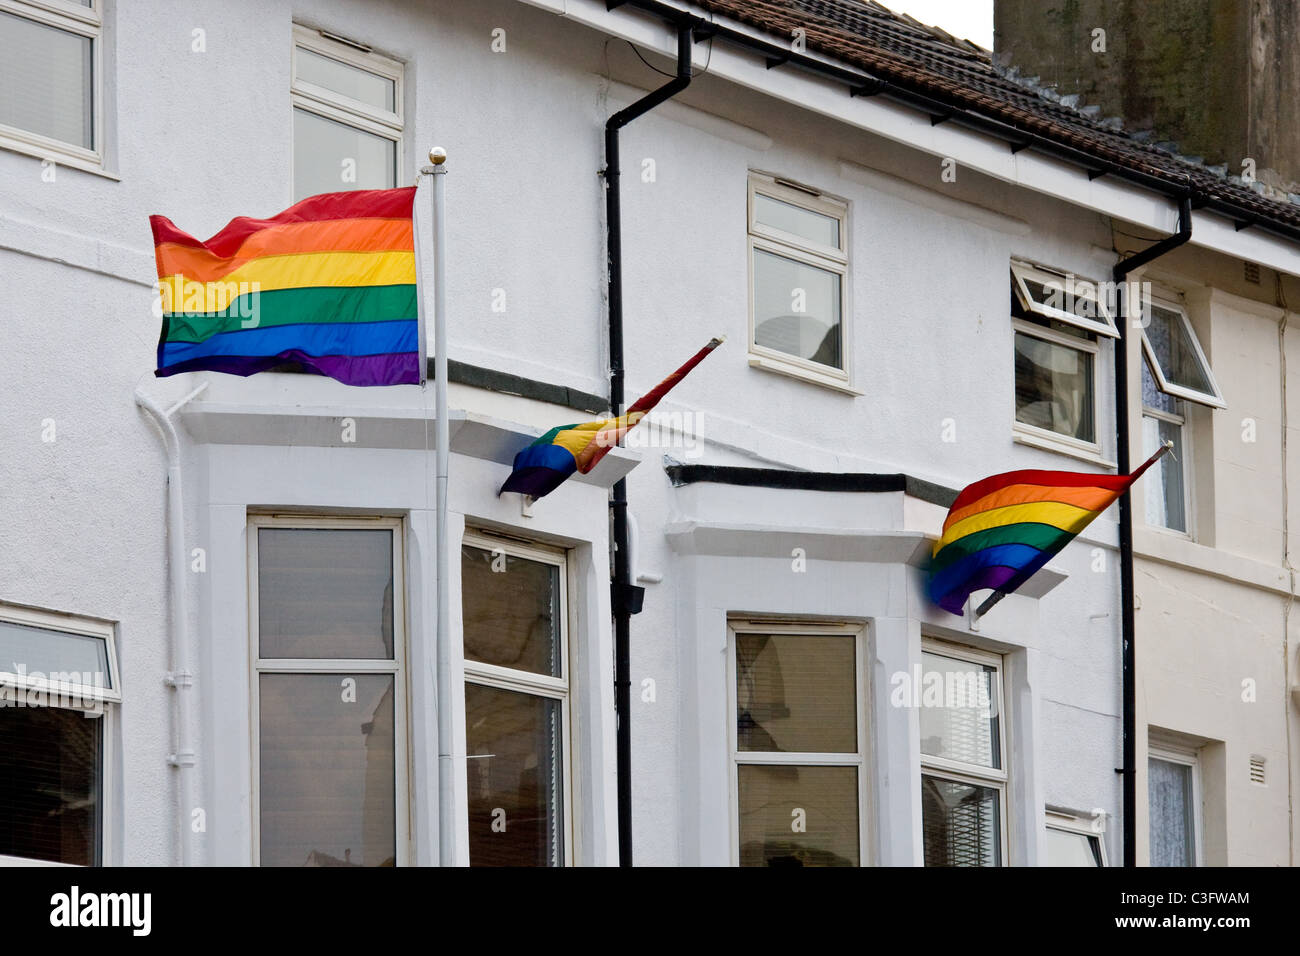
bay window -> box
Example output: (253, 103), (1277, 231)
(729, 620), (866, 867)
(461, 533), (571, 867)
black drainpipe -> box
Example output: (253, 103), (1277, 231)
(1113, 194), (1193, 867)
(604, 18), (696, 867)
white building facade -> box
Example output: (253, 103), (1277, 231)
(0, 0), (1294, 867)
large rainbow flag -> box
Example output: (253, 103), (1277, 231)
(928, 443), (1171, 615)
(151, 187), (420, 387)
(500, 337), (723, 499)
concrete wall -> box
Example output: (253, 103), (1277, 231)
(995, 0), (1300, 193)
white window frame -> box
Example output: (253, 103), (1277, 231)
(919, 639), (1009, 867)
(0, 0), (104, 172)
(1012, 315), (1104, 460)
(290, 24), (404, 201)
(1011, 260), (1118, 338)
(747, 173), (855, 392)
(726, 619), (870, 867)
(1045, 808), (1107, 866)
(1139, 292), (1225, 409)
(1148, 740), (1204, 867)
(0, 600), (118, 867)
(460, 530), (575, 867)
(247, 514), (411, 867)
(1141, 382), (1194, 539)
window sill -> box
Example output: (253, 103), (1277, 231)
(0, 131), (117, 181)
(748, 354), (862, 395)
(1012, 427), (1116, 469)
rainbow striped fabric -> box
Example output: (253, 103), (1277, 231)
(151, 187), (420, 387)
(500, 338), (723, 499)
(928, 467), (1146, 614)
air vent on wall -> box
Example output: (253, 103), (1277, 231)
(1244, 261), (1261, 284)
(1249, 754), (1266, 785)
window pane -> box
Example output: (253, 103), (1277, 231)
(462, 545), (561, 677)
(1046, 826), (1102, 866)
(1149, 757), (1196, 866)
(0, 12), (93, 149)
(1147, 304), (1215, 396)
(736, 633), (855, 753)
(296, 47), (395, 112)
(1143, 415), (1187, 532)
(258, 528), (394, 659)
(465, 682), (563, 866)
(1019, 275), (1108, 329)
(753, 249), (842, 368)
(753, 193), (840, 248)
(0, 619), (111, 690)
(293, 108), (396, 201)
(919, 651), (1000, 769)
(737, 764), (858, 866)
(1141, 356), (1176, 415)
(922, 775), (1001, 866)
(259, 673), (395, 866)
(0, 706), (101, 866)
(1015, 330), (1095, 442)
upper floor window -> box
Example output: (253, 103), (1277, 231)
(920, 642), (1006, 867)
(0, 602), (120, 866)
(1011, 261), (1116, 457)
(1139, 291), (1221, 535)
(0, 0), (103, 169)
(461, 533), (571, 867)
(748, 173), (851, 388)
(729, 620), (865, 866)
(291, 25), (403, 203)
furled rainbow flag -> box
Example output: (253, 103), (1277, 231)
(928, 443), (1172, 615)
(500, 337), (724, 499)
(151, 187), (420, 387)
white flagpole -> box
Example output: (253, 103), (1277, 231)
(422, 145), (454, 866)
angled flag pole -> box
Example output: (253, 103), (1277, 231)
(498, 336), (725, 500)
(971, 439), (1174, 619)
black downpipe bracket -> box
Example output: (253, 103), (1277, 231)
(605, 19), (696, 867)
(1112, 195), (1193, 867)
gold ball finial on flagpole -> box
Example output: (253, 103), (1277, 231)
(429, 146), (447, 165)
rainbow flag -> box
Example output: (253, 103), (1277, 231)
(928, 444), (1171, 615)
(151, 187), (420, 387)
(500, 337), (723, 499)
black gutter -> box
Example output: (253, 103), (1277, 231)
(614, 0), (1300, 247)
(604, 18), (697, 867)
(665, 462), (958, 507)
(1112, 196), (1193, 867)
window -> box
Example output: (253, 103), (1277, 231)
(249, 516), (408, 867)
(1139, 292), (1221, 533)
(291, 25), (403, 203)
(0, 0), (103, 169)
(729, 620), (866, 867)
(920, 642), (1006, 867)
(0, 603), (119, 866)
(461, 533), (571, 866)
(1141, 358), (1190, 533)
(1139, 295), (1224, 408)
(748, 174), (850, 387)
(1045, 810), (1106, 866)
(1011, 261), (1113, 455)
(1149, 742), (1201, 867)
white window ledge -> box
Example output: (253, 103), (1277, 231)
(1013, 426), (1116, 469)
(748, 354), (863, 395)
